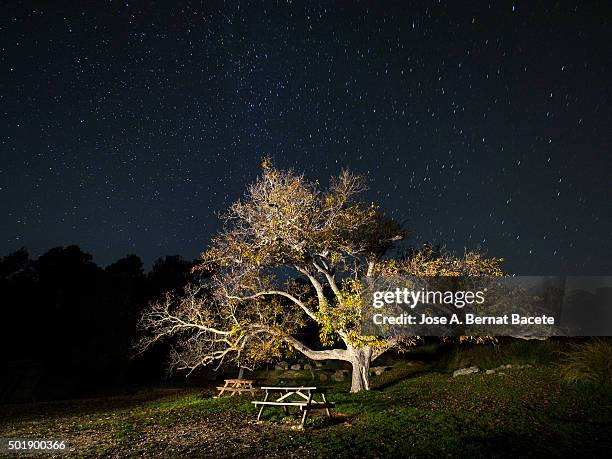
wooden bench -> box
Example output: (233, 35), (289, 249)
(216, 379), (257, 397)
(252, 386), (334, 427)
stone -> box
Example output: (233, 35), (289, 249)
(487, 363), (533, 373)
(275, 361), (288, 370)
(303, 364), (313, 370)
(371, 366), (388, 376)
(331, 371), (345, 382)
(452, 366), (480, 377)
(290, 364), (301, 371)
(319, 373), (328, 381)
(485, 369), (495, 375)
(314, 361), (324, 368)
(278, 370), (305, 379)
(490, 365), (508, 373)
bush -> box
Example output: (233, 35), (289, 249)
(501, 339), (563, 365)
(561, 339), (612, 386)
(441, 339), (562, 371)
(443, 344), (502, 371)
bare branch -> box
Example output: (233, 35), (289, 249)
(226, 289), (317, 321)
(283, 335), (348, 361)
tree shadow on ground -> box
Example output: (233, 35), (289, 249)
(307, 412), (352, 429)
(370, 364), (431, 391)
(0, 388), (190, 424)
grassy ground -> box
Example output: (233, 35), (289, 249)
(1, 363), (610, 458)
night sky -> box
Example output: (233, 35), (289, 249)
(1, 1), (610, 275)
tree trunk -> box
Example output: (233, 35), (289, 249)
(347, 346), (372, 393)
(283, 335), (376, 392)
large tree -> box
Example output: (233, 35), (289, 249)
(135, 160), (503, 392)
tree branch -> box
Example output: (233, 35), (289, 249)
(283, 335), (348, 361)
(226, 290), (317, 321)
(371, 337), (400, 361)
(294, 265), (327, 307)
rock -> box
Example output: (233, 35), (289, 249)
(514, 364), (533, 370)
(278, 370), (305, 379)
(314, 361), (324, 368)
(485, 369), (496, 375)
(331, 371), (345, 382)
(303, 364), (313, 370)
(275, 361), (288, 370)
(490, 364), (509, 373)
(453, 366), (480, 377)
(290, 364), (301, 371)
(319, 373), (328, 381)
(488, 363), (533, 373)
(371, 366), (388, 376)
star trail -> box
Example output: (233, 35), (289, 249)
(1, 1), (610, 274)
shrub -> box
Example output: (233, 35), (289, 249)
(501, 339), (562, 365)
(561, 339), (612, 386)
(441, 339), (562, 371)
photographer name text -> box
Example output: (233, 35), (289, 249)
(372, 313), (555, 326)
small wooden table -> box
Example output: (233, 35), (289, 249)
(252, 386), (334, 427)
(216, 379), (257, 397)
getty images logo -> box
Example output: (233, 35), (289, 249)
(372, 287), (487, 309)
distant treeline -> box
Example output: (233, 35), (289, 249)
(0, 246), (200, 403)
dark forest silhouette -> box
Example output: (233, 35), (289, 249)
(0, 246), (200, 403)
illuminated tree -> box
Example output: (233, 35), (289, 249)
(135, 160), (503, 392)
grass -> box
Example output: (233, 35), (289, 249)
(1, 362), (611, 457)
(560, 339), (612, 386)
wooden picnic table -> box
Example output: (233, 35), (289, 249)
(216, 379), (257, 397)
(252, 386), (334, 427)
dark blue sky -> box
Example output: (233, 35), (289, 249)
(1, 1), (610, 274)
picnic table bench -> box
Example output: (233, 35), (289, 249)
(216, 379), (257, 397)
(252, 386), (334, 427)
